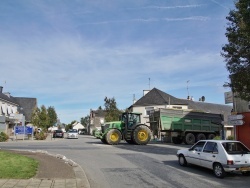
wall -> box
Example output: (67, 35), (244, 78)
(236, 112), (250, 149)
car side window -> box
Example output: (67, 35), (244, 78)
(203, 142), (218, 153)
(190, 141), (206, 152)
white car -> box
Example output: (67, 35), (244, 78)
(177, 140), (250, 178)
(67, 129), (78, 139)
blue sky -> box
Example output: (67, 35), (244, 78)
(0, 0), (235, 124)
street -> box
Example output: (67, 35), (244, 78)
(1, 135), (250, 188)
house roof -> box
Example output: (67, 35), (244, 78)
(14, 97), (37, 122)
(0, 92), (18, 105)
(133, 88), (188, 106)
(131, 87), (232, 115)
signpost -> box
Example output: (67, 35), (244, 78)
(14, 126), (33, 140)
(228, 114), (244, 126)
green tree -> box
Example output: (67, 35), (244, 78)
(31, 107), (41, 127)
(104, 97), (122, 122)
(80, 115), (90, 127)
(221, 0), (250, 101)
(47, 106), (57, 127)
(39, 105), (50, 130)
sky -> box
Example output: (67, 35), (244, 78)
(0, 0), (236, 124)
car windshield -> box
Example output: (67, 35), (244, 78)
(222, 142), (250, 155)
(55, 130), (62, 133)
(69, 129), (77, 133)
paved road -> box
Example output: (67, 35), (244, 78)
(1, 135), (250, 188)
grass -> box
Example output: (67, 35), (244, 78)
(0, 150), (38, 179)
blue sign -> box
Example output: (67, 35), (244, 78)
(15, 126), (33, 135)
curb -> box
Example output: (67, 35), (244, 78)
(14, 149), (91, 188)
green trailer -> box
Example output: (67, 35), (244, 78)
(149, 108), (223, 145)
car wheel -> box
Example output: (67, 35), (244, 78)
(213, 163), (226, 178)
(178, 155), (187, 166)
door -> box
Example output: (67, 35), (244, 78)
(186, 141), (206, 166)
(200, 142), (218, 169)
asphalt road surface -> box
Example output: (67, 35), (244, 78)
(1, 135), (250, 188)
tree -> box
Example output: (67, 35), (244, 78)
(31, 107), (41, 127)
(47, 106), (57, 127)
(81, 115), (90, 127)
(104, 97), (122, 122)
(39, 105), (50, 130)
(221, 0), (250, 101)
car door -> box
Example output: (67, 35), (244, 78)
(186, 141), (206, 166)
(200, 142), (218, 169)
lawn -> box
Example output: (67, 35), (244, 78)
(0, 150), (38, 179)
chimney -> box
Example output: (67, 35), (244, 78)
(0, 86), (3, 93)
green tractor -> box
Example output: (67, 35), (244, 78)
(99, 112), (151, 145)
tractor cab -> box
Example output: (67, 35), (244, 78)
(121, 112), (141, 128)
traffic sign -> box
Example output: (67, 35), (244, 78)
(228, 120), (244, 126)
(228, 114), (244, 121)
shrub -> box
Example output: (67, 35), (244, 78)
(34, 131), (47, 140)
(213, 136), (221, 140)
(0, 132), (9, 142)
(227, 135), (234, 140)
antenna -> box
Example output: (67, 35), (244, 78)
(148, 78), (150, 90)
(187, 80), (190, 99)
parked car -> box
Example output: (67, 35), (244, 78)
(67, 129), (78, 139)
(52, 130), (64, 138)
(177, 140), (250, 178)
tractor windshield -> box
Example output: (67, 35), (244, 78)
(121, 113), (141, 127)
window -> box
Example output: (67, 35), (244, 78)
(222, 142), (250, 154)
(145, 107), (154, 116)
(191, 141), (206, 152)
(203, 142), (218, 153)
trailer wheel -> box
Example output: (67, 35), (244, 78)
(105, 129), (122, 145)
(207, 134), (215, 140)
(172, 137), (183, 144)
(184, 133), (195, 145)
(132, 125), (151, 145)
(196, 133), (206, 142)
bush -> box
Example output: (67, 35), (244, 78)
(34, 131), (47, 140)
(213, 136), (221, 140)
(0, 132), (9, 142)
(227, 135), (234, 140)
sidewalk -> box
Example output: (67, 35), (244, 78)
(0, 135), (90, 188)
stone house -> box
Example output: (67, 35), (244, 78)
(0, 86), (37, 135)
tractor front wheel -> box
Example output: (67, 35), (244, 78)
(105, 129), (122, 145)
(132, 125), (151, 145)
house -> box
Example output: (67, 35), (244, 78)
(88, 109), (106, 135)
(128, 88), (233, 138)
(0, 86), (37, 136)
(72, 121), (85, 132)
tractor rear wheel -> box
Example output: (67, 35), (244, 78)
(132, 125), (151, 145)
(105, 129), (122, 145)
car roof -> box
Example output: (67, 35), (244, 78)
(198, 140), (240, 143)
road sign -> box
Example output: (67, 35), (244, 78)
(228, 120), (244, 126)
(15, 126), (33, 135)
(228, 114), (244, 121)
